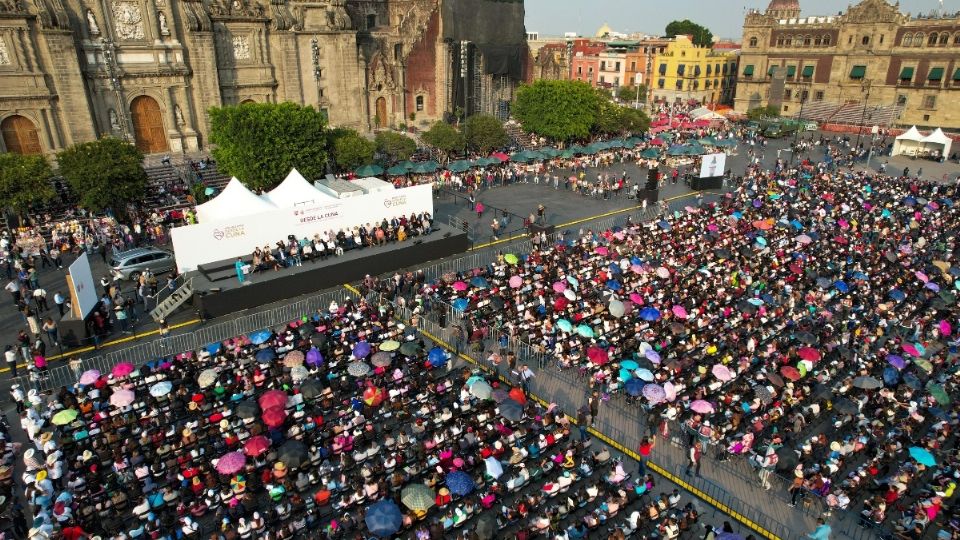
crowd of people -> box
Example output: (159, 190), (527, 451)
(411, 160), (960, 538)
(14, 295), (755, 539)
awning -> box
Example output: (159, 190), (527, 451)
(928, 67), (944, 81)
(786, 65), (796, 77)
(767, 66), (777, 76)
(954, 68), (960, 81)
(802, 65), (814, 77)
(899, 66), (914, 80)
(659, 64), (667, 75)
(742, 65), (755, 76)
(850, 65), (866, 79)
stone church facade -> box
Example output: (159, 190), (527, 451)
(0, 0), (519, 156)
(736, 0), (960, 129)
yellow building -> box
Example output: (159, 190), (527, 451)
(651, 35), (739, 105)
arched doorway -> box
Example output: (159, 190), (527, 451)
(1, 115), (43, 154)
(240, 99), (256, 105)
(130, 96), (168, 154)
(375, 97), (387, 128)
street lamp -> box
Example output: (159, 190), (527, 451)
(855, 79), (873, 149)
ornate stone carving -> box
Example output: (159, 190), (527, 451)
(109, 109), (120, 131)
(35, 0), (69, 29)
(0, 1), (24, 15)
(269, 0), (296, 31)
(112, 1), (145, 40)
(86, 9), (100, 35)
(232, 35), (250, 60)
(0, 38), (9, 65)
(174, 104), (184, 125)
(158, 11), (169, 35)
(180, 0), (212, 32)
(327, 0), (351, 30)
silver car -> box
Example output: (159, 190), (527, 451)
(110, 247), (175, 281)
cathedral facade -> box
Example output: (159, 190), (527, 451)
(0, 0), (527, 156)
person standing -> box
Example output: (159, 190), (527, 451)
(41, 318), (58, 347)
(576, 407), (588, 441)
(235, 257), (246, 284)
(758, 446), (778, 490)
(588, 391), (600, 427)
(53, 291), (66, 317)
(788, 467), (805, 507)
(807, 518), (831, 540)
(5, 280), (20, 306)
(69, 356), (83, 380)
(4, 346), (17, 378)
(33, 287), (49, 313)
(9, 384), (24, 414)
(685, 440), (702, 477)
(637, 436), (654, 476)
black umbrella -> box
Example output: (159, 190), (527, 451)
(754, 385), (773, 405)
(737, 300), (758, 315)
(399, 342), (421, 356)
(299, 379), (323, 400)
(885, 252), (898, 263)
(490, 297), (504, 310)
(835, 347), (855, 360)
(794, 331), (817, 345)
(310, 333), (327, 348)
(277, 439), (308, 469)
(235, 400), (259, 420)
(832, 399), (858, 415)
(739, 246), (754, 258)
(298, 325), (314, 338)
(715, 248), (732, 260)
(498, 400), (524, 422)
(475, 514), (496, 540)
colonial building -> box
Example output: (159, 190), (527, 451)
(0, 0), (527, 156)
(735, 0), (960, 129)
(650, 35), (739, 105)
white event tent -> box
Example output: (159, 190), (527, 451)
(262, 168), (333, 208)
(919, 128), (953, 158)
(195, 177), (278, 223)
(892, 126), (924, 157)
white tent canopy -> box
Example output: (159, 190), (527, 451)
(689, 107), (726, 121)
(263, 168), (332, 208)
(195, 177), (278, 223)
(892, 126), (924, 156)
(920, 128), (953, 158)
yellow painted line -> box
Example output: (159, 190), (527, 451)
(0, 318), (202, 374)
(469, 191), (701, 251)
(342, 284), (780, 539)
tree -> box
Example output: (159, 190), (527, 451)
(665, 19), (714, 47)
(513, 80), (602, 141)
(463, 114), (510, 154)
(421, 121), (465, 162)
(56, 137), (147, 213)
(328, 128), (376, 171)
(0, 153), (54, 216)
(747, 105), (780, 120)
(209, 102), (328, 191)
(594, 101), (651, 136)
(375, 131), (417, 162)
(617, 85), (647, 104)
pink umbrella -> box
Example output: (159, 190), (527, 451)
(690, 400), (714, 414)
(110, 389), (135, 407)
(629, 292), (644, 305)
(595, 246), (609, 256)
(509, 276), (522, 288)
(111, 362), (135, 378)
(261, 406), (287, 428)
(452, 281), (468, 291)
(215, 451), (246, 475)
(552, 281), (566, 293)
(671, 305), (688, 319)
(902, 344), (920, 357)
(916, 271), (929, 283)
(707, 223), (719, 232)
(630, 264), (643, 274)
(663, 381), (677, 401)
(939, 320), (952, 336)
(796, 234), (812, 245)
(79, 369), (100, 385)
(711, 364), (732, 382)
(837, 219), (849, 230)
(656, 267), (670, 279)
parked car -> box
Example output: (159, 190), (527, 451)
(110, 247), (175, 281)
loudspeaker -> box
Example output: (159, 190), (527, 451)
(645, 168), (659, 191)
(691, 177), (723, 190)
(636, 189), (659, 204)
(530, 223), (555, 236)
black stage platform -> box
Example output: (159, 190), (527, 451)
(190, 225), (469, 318)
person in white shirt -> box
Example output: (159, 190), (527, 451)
(4, 345), (17, 378)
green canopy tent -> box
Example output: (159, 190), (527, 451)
(560, 149), (577, 159)
(411, 160), (439, 174)
(447, 160), (473, 173)
(386, 165), (409, 176)
(354, 164), (384, 176)
(639, 148), (660, 159)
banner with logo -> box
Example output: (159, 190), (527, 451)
(171, 184), (433, 271)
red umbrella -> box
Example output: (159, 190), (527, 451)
(780, 366), (802, 382)
(789, 263), (803, 275)
(363, 386), (385, 407)
(508, 388), (527, 405)
(490, 151), (509, 162)
(243, 435), (271, 457)
(587, 346), (609, 365)
(752, 220), (773, 231)
(797, 347), (821, 362)
(258, 390), (287, 410)
(262, 406), (287, 428)
(554, 297), (569, 311)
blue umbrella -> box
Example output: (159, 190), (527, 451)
(576, 325), (595, 338)
(755, 236), (767, 247)
(851, 272), (868, 280)
(470, 277), (489, 289)
(889, 289), (906, 301)
(606, 280), (622, 291)
(205, 342), (222, 355)
(452, 298), (469, 311)
(365, 500), (403, 537)
(624, 378), (644, 396)
(882, 367), (900, 386)
(619, 368), (633, 382)
(249, 329), (272, 345)
(428, 347), (448, 368)
(556, 319), (573, 333)
(621, 360), (639, 371)
(566, 276), (579, 288)
(353, 341), (371, 359)
(634, 368), (655, 382)
(834, 281), (849, 293)
(657, 220), (671, 230)
(639, 307), (661, 321)
(255, 348), (276, 363)
(747, 298), (764, 306)
(908, 446), (936, 466)
(445, 471), (475, 496)
(790, 219), (803, 230)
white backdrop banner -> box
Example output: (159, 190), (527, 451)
(68, 252), (98, 318)
(699, 152), (727, 179)
(171, 184), (434, 271)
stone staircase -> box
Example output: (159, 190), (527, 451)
(150, 277), (194, 322)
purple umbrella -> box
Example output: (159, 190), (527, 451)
(711, 364), (733, 381)
(645, 349), (661, 364)
(353, 341), (371, 359)
(887, 355), (906, 369)
(305, 348), (323, 367)
(215, 451), (246, 475)
(79, 369), (100, 385)
(642, 383), (666, 404)
(690, 400), (714, 414)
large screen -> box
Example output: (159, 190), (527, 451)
(699, 153), (727, 179)
(68, 252), (99, 318)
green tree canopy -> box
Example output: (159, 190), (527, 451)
(617, 85), (647, 104)
(375, 131), (417, 162)
(513, 80), (602, 141)
(747, 105), (780, 120)
(665, 19), (714, 47)
(0, 153), (54, 215)
(209, 102), (328, 191)
(328, 128), (376, 171)
(56, 137), (147, 213)
(421, 121), (465, 161)
(463, 114), (510, 154)
(595, 101), (651, 136)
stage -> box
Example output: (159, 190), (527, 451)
(189, 225), (469, 318)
